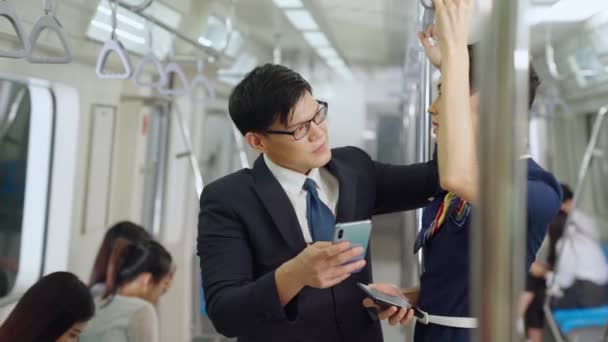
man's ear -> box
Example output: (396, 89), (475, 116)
(245, 132), (267, 153)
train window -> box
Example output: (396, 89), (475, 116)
(0, 80), (31, 298)
(568, 47), (608, 87)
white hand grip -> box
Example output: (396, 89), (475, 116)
(159, 62), (190, 97)
(133, 53), (166, 88)
(190, 74), (216, 104)
(27, 14), (73, 64)
(420, 0), (433, 9)
(0, 1), (30, 58)
(96, 39), (133, 79)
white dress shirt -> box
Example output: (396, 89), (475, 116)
(555, 209), (608, 288)
(264, 154), (339, 243)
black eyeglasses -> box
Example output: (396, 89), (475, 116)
(265, 100), (328, 140)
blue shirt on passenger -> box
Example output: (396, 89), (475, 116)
(414, 158), (562, 342)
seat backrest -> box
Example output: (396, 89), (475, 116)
(602, 244), (608, 263)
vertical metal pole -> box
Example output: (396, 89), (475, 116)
(416, 6), (434, 270)
(472, 0), (529, 341)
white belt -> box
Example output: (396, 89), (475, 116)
(415, 308), (478, 329)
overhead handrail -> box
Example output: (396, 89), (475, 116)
(27, 0), (72, 64)
(0, 0), (30, 58)
(158, 41), (190, 96)
(114, 2), (219, 61)
(133, 22), (166, 88)
(96, 0), (133, 79)
(117, 0), (153, 12)
(219, 0), (237, 56)
(545, 24), (565, 81)
(190, 55), (216, 104)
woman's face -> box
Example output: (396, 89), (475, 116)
(56, 321), (87, 342)
(143, 267), (176, 305)
(428, 81), (480, 136)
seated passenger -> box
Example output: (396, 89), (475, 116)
(79, 240), (175, 342)
(0, 271), (95, 342)
(551, 191), (608, 309)
(363, 1), (562, 341)
(517, 183), (573, 342)
(89, 221), (151, 297)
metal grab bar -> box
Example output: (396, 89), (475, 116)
(0, 0), (30, 58)
(159, 41), (190, 96)
(219, 0), (237, 56)
(172, 104), (204, 197)
(545, 24), (565, 81)
(27, 0), (72, 64)
(96, 0), (133, 79)
(190, 56), (216, 104)
(115, 1), (219, 59)
(472, 0), (530, 340)
(133, 23), (166, 88)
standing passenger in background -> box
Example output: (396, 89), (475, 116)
(80, 240), (175, 342)
(0, 271), (95, 342)
(88, 221), (151, 297)
(363, 0), (562, 341)
(197, 61), (441, 340)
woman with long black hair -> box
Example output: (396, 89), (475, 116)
(0, 271), (95, 342)
(80, 239), (175, 342)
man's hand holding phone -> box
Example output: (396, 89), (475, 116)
(361, 283), (419, 326)
(289, 241), (366, 289)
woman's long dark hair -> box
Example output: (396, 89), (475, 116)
(89, 221), (151, 287)
(0, 272), (94, 342)
(102, 239), (172, 299)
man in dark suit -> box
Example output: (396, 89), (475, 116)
(197, 64), (439, 342)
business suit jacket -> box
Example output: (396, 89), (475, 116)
(197, 146), (439, 342)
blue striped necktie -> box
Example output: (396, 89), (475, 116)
(303, 178), (335, 242)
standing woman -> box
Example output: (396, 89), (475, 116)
(0, 272), (95, 342)
(80, 240), (175, 342)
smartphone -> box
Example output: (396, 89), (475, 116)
(333, 220), (372, 264)
(357, 283), (410, 309)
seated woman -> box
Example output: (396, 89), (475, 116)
(89, 221), (151, 297)
(0, 271), (95, 342)
(552, 207), (608, 309)
(79, 239), (175, 342)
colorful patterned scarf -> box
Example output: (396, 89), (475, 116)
(414, 192), (471, 253)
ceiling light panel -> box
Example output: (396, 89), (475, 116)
(272, 0), (303, 8)
(316, 47), (338, 59)
(303, 31), (330, 47)
(285, 9), (319, 30)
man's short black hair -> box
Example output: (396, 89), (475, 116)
(560, 183), (573, 202)
(467, 45), (541, 109)
(228, 64), (312, 136)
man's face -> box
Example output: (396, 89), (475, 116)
(255, 92), (331, 174)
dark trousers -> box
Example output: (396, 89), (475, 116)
(553, 279), (608, 309)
